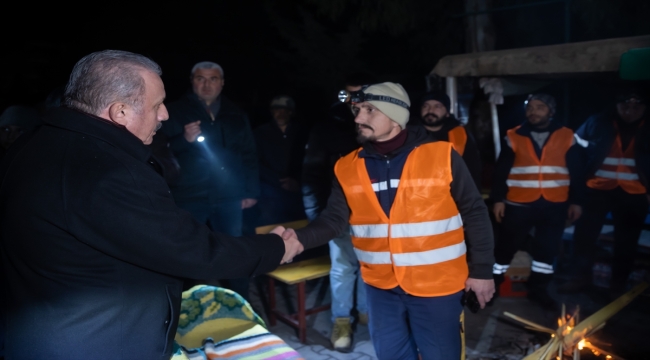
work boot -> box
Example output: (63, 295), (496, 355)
(526, 272), (558, 311)
(358, 312), (369, 325)
(331, 317), (353, 352)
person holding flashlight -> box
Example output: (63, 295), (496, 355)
(160, 61), (260, 301)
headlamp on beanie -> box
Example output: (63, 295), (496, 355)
(524, 93), (556, 116)
(338, 86), (410, 110)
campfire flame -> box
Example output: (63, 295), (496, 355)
(503, 282), (648, 360)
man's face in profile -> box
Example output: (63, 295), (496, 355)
(192, 68), (224, 104)
(126, 71), (169, 145)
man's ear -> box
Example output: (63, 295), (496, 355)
(108, 103), (129, 126)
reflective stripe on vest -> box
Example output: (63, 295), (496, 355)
(509, 166), (569, 175)
(334, 142), (468, 297)
(594, 170), (639, 181)
(448, 126), (468, 156)
(354, 241), (467, 266)
(505, 126), (574, 203)
(587, 128), (646, 194)
(506, 179), (570, 188)
(350, 213), (463, 238)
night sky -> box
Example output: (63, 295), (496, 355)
(2, 0), (649, 128)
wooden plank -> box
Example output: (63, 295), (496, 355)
(431, 35), (650, 77)
(255, 219), (309, 235)
(266, 256), (331, 285)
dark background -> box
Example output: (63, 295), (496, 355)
(1, 0), (649, 130)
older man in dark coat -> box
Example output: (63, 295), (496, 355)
(0, 50), (303, 360)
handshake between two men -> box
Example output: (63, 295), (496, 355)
(269, 227), (303, 264)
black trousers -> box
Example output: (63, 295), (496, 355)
(494, 202), (568, 279)
(572, 187), (648, 283)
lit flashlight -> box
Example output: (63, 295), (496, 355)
(197, 135), (205, 142)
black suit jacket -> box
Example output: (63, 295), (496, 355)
(0, 107), (284, 359)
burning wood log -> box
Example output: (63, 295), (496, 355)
(503, 282), (648, 359)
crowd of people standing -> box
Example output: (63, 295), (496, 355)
(0, 49), (648, 360)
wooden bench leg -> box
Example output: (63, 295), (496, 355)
(297, 281), (306, 343)
(268, 277), (277, 326)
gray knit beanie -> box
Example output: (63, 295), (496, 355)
(363, 82), (411, 129)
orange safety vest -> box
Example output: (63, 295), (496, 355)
(334, 142), (468, 297)
(587, 131), (646, 194)
(447, 126), (468, 156)
(505, 126), (574, 203)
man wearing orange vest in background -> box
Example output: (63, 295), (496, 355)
(420, 91), (482, 190)
(282, 82), (495, 359)
(491, 93), (587, 310)
(561, 91), (650, 296)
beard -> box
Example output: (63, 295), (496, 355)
(422, 113), (443, 126)
(527, 115), (551, 128)
(356, 124), (375, 143)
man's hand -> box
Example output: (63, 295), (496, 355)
(241, 198), (257, 209)
(183, 121), (202, 142)
(465, 278), (495, 309)
(280, 177), (301, 192)
(567, 204), (582, 222)
(280, 228), (304, 264)
(269, 226), (286, 237)
(492, 202), (505, 223)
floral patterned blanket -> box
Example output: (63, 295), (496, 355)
(171, 285), (303, 360)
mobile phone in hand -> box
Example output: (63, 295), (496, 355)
(461, 290), (481, 313)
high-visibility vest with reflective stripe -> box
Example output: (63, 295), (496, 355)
(448, 126), (468, 156)
(587, 132), (646, 194)
(334, 142), (468, 297)
(506, 126), (573, 203)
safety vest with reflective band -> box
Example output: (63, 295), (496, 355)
(505, 126), (574, 203)
(587, 127), (646, 194)
(334, 142), (468, 297)
(448, 126), (468, 156)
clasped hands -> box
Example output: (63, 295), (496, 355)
(269, 227), (304, 264)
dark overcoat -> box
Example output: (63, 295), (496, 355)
(0, 107), (284, 359)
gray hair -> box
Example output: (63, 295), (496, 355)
(63, 50), (162, 116)
(191, 61), (224, 78)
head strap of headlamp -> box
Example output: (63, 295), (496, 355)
(338, 85), (409, 110)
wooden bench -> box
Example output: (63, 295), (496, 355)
(255, 220), (332, 343)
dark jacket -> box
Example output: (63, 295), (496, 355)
(0, 107), (284, 359)
(161, 94), (259, 204)
(301, 102), (359, 221)
(576, 112), (650, 192)
(490, 120), (587, 205)
(422, 116), (482, 191)
(295, 126), (495, 279)
(253, 120), (309, 188)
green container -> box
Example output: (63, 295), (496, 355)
(619, 47), (650, 80)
